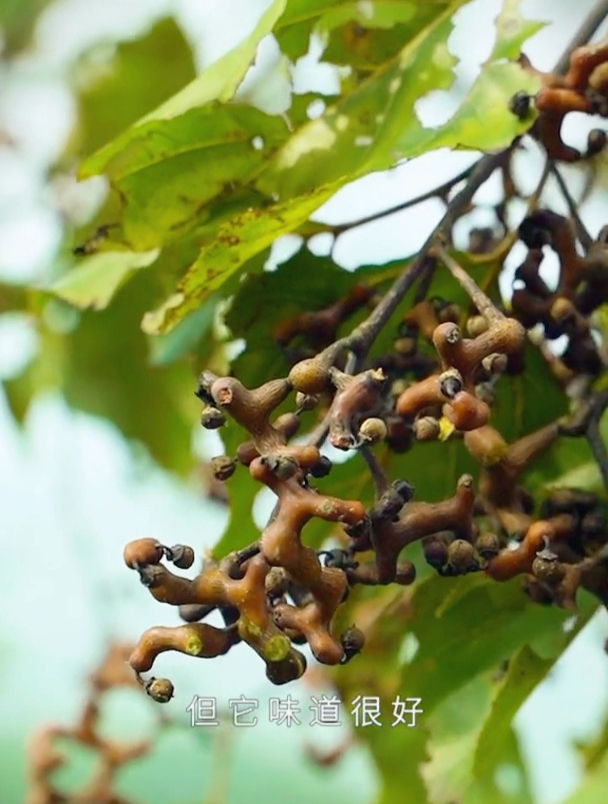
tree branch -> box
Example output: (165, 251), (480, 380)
(553, 0), (608, 75)
(340, 149), (510, 357)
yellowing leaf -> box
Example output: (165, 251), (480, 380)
(142, 185), (335, 334)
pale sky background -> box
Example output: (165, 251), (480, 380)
(1, 1), (608, 803)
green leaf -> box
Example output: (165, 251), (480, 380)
(62, 273), (199, 472)
(473, 645), (552, 778)
(523, 431), (600, 498)
(491, 340), (566, 443)
(258, 2), (465, 199)
(400, 579), (564, 707)
(336, 574), (589, 804)
(375, 0), (545, 155)
(79, 0), (288, 177)
(463, 730), (534, 804)
(73, 18), (196, 158)
(148, 302), (215, 367)
(258, 0), (541, 200)
(285, 92), (340, 129)
(277, 1), (462, 68)
(83, 105), (288, 183)
(146, 0), (288, 120)
(539, 459), (605, 496)
(142, 186), (335, 334)
(408, 61), (539, 156)
(11, 271), (199, 473)
(112, 109), (290, 248)
(491, 0), (545, 61)
(560, 750), (608, 804)
(50, 250), (159, 311)
(77, 0), (544, 334)
(421, 675), (532, 804)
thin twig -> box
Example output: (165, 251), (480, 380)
(549, 162), (593, 250)
(329, 163), (476, 235)
(360, 445), (389, 496)
(552, 0), (608, 75)
(309, 416), (330, 449)
(434, 243), (504, 324)
(340, 148), (510, 357)
(588, 415), (608, 491)
(586, 389), (608, 491)
(413, 256), (437, 304)
(561, 389), (608, 490)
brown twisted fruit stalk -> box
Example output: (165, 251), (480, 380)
(125, 366), (377, 689)
(125, 539), (307, 684)
(25, 644), (151, 804)
(396, 311), (524, 432)
(326, 367), (388, 449)
(485, 485), (608, 611)
(127, 360), (500, 697)
(274, 283), (375, 352)
(125, 244), (607, 699)
(516, 39), (608, 161)
(512, 210), (608, 375)
(345, 475), (476, 583)
(250, 454), (366, 663)
(288, 350), (393, 451)
(464, 421), (560, 537)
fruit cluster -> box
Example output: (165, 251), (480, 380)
(515, 40), (608, 160)
(124, 209), (608, 700)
